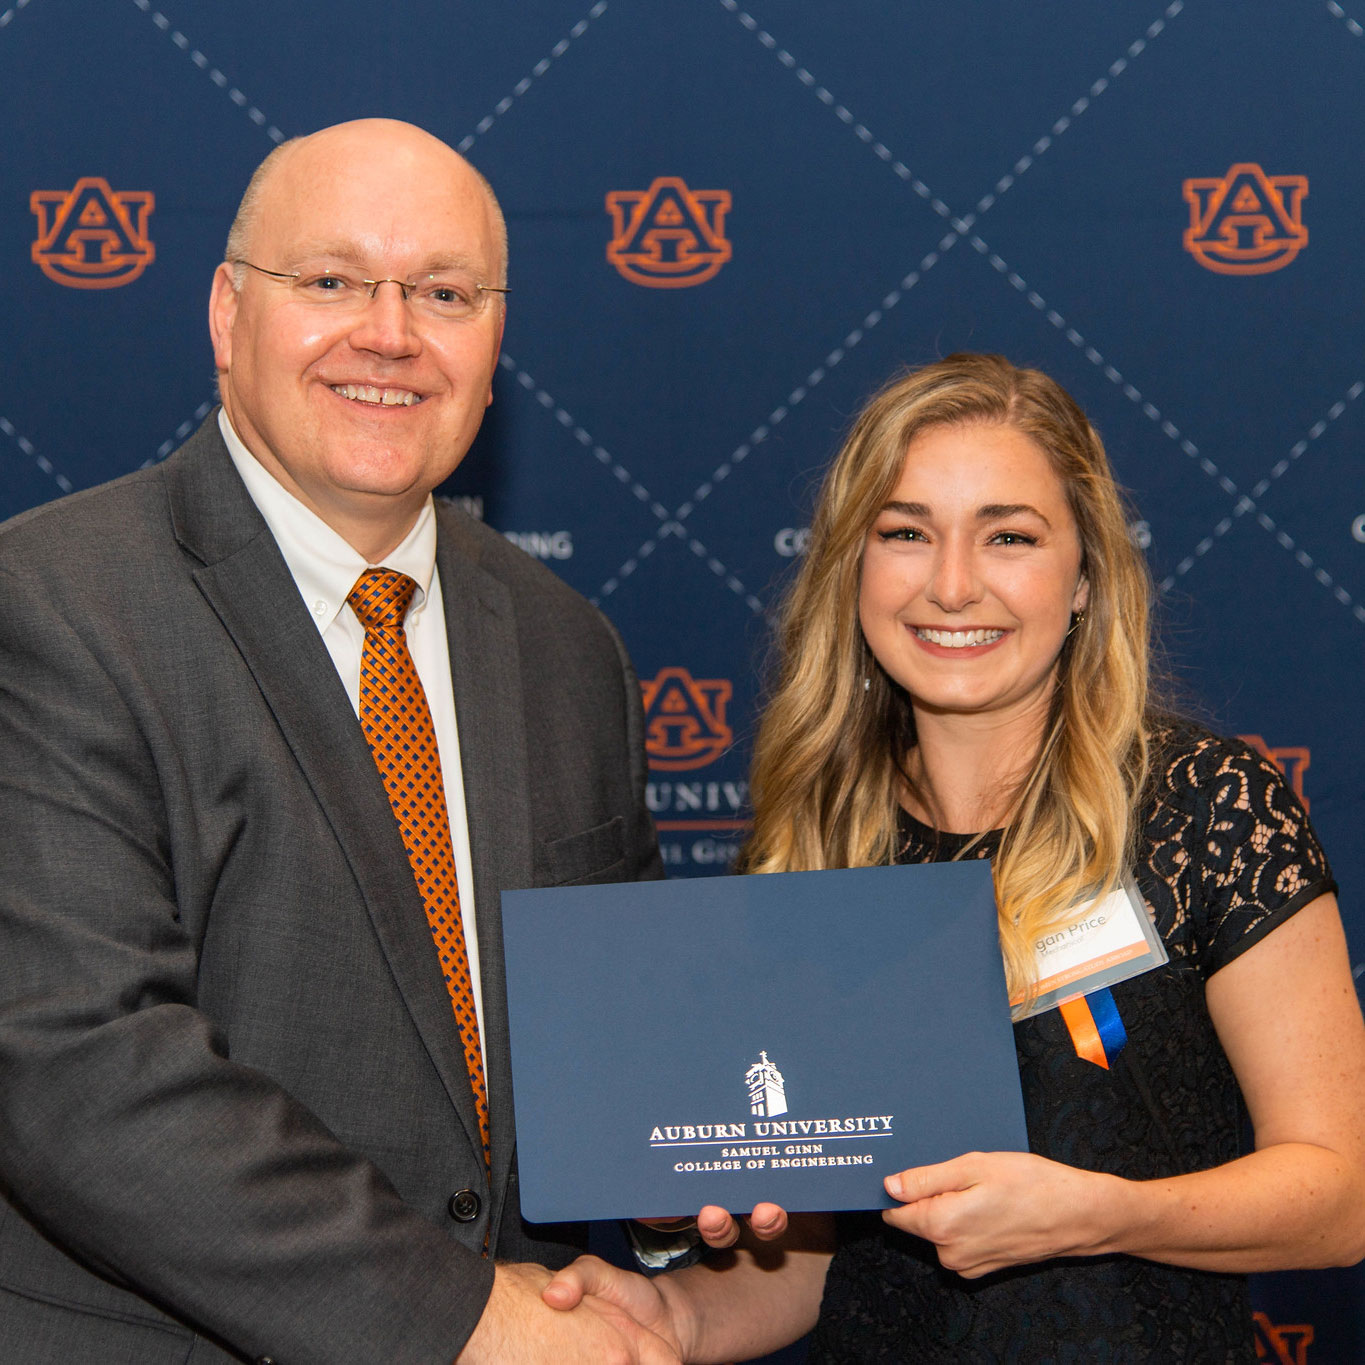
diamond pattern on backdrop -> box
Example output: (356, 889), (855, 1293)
(0, 2), (1358, 813)
(129, 0), (286, 143)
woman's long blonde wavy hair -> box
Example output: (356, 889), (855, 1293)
(740, 354), (1154, 998)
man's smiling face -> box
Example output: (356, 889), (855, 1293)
(209, 119), (505, 561)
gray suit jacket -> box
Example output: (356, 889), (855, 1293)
(0, 418), (662, 1364)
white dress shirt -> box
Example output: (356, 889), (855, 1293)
(219, 410), (486, 1055)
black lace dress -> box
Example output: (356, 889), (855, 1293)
(809, 726), (1335, 1364)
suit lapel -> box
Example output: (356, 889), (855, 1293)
(165, 420), (488, 1160)
(435, 506), (531, 1204)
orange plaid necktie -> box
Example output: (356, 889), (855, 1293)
(347, 569), (490, 1176)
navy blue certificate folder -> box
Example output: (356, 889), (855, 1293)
(501, 862), (1026, 1222)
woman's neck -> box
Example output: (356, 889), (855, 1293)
(902, 698), (1052, 835)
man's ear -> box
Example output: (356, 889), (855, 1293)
(208, 262), (239, 373)
(486, 310), (506, 408)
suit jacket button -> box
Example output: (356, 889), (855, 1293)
(448, 1188), (482, 1222)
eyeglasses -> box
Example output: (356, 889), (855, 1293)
(232, 260), (509, 321)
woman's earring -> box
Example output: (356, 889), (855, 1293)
(1066, 610), (1086, 637)
(863, 676), (871, 691)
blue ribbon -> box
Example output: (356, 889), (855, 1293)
(1085, 986), (1128, 1063)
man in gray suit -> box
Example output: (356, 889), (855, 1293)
(0, 120), (673, 1363)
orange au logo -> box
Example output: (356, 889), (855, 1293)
(1240, 735), (1311, 813)
(1182, 163), (1307, 275)
(31, 177), (155, 289)
(641, 667), (733, 769)
(605, 177), (731, 288)
(1253, 1310), (1314, 1365)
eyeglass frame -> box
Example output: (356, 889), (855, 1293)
(230, 258), (510, 311)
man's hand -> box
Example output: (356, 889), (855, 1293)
(458, 1261), (680, 1364)
(545, 1216), (837, 1365)
(542, 1255), (684, 1354)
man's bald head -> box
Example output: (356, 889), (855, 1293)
(224, 120), (508, 290)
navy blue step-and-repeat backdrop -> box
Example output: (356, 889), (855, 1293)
(3, 2), (1362, 1360)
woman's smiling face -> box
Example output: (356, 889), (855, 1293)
(859, 421), (1089, 731)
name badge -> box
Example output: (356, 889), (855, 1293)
(1012, 880), (1167, 1021)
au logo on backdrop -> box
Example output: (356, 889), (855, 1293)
(1253, 1311), (1313, 1365)
(1182, 163), (1307, 275)
(641, 667), (746, 870)
(643, 667), (732, 769)
(31, 178), (155, 289)
(605, 177), (731, 287)
(1240, 735), (1311, 812)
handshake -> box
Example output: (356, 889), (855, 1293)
(454, 1142), (1115, 1363)
(458, 1203), (792, 1364)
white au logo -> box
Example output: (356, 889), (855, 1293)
(745, 1050), (787, 1118)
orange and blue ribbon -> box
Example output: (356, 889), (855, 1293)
(1057, 987), (1127, 1069)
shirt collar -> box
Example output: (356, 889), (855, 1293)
(218, 408), (437, 633)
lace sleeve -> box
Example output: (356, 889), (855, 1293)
(1165, 734), (1337, 975)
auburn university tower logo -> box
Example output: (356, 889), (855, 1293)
(31, 177), (155, 289)
(746, 1051), (788, 1118)
(606, 177), (731, 287)
(1182, 163), (1307, 275)
(641, 667), (733, 769)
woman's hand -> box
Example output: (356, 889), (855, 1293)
(695, 1202), (788, 1249)
(635, 1204), (787, 1250)
(638, 1206), (791, 1250)
(883, 1150), (1122, 1278)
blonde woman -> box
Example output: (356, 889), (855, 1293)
(545, 355), (1365, 1362)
